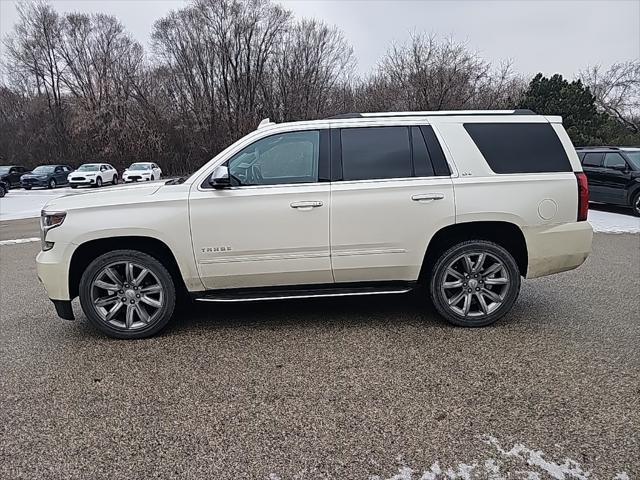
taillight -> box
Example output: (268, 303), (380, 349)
(575, 172), (589, 221)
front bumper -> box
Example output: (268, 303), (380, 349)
(36, 246), (72, 301)
(524, 221), (593, 278)
(69, 178), (96, 185)
(123, 175), (150, 182)
(21, 179), (48, 187)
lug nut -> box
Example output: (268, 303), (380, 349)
(130, 300), (135, 304)
(468, 289), (472, 293)
(476, 288), (480, 291)
(136, 294), (140, 298)
(121, 298), (127, 302)
(124, 284), (129, 288)
(119, 290), (124, 294)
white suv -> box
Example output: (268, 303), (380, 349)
(69, 163), (118, 188)
(37, 110), (593, 339)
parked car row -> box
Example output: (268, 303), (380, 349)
(576, 146), (640, 217)
(0, 162), (162, 192)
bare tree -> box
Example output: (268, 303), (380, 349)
(266, 19), (355, 121)
(374, 34), (523, 111)
(580, 61), (640, 133)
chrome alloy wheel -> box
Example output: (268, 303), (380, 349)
(634, 195), (640, 216)
(90, 261), (165, 330)
(440, 252), (510, 318)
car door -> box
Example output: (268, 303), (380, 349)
(330, 125), (455, 283)
(601, 152), (632, 205)
(9, 167), (21, 186)
(581, 152), (605, 202)
(54, 166), (65, 184)
(189, 128), (333, 290)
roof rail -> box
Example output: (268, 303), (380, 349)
(575, 146), (620, 150)
(326, 109), (535, 120)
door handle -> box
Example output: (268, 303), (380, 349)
(290, 201), (323, 210)
(412, 193), (445, 202)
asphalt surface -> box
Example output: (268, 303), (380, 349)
(0, 232), (638, 479)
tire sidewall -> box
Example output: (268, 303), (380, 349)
(49, 179), (56, 189)
(632, 191), (640, 217)
(430, 240), (521, 327)
(96, 177), (102, 187)
(79, 250), (176, 339)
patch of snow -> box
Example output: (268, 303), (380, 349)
(359, 436), (632, 480)
(0, 188), (75, 221)
(484, 435), (590, 479)
(588, 209), (640, 234)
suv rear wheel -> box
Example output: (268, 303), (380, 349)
(430, 240), (521, 327)
(79, 250), (176, 339)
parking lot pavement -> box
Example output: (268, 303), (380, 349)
(0, 234), (638, 479)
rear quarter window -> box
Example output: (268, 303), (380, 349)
(464, 123), (572, 174)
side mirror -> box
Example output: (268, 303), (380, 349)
(209, 165), (231, 189)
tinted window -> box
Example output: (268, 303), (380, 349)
(341, 127), (411, 181)
(582, 152), (603, 167)
(228, 130), (320, 185)
(464, 123), (571, 174)
(603, 153), (626, 169)
(420, 126), (451, 176)
(411, 127), (435, 177)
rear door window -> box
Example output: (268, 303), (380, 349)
(340, 127), (412, 181)
(603, 153), (626, 169)
(464, 123), (572, 174)
(411, 127), (435, 177)
(582, 152), (603, 167)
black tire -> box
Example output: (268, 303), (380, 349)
(95, 177), (102, 187)
(48, 178), (56, 189)
(24, 186), (31, 190)
(79, 250), (176, 339)
(70, 185), (77, 189)
(151, 175), (155, 181)
(429, 240), (521, 327)
(0, 185), (6, 198)
(631, 191), (640, 217)
(112, 175), (118, 185)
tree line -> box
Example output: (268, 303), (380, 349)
(1, 0), (638, 175)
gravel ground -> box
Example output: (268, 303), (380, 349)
(0, 233), (638, 479)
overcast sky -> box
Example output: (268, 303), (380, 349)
(1, 0), (638, 79)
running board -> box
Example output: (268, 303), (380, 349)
(194, 285), (413, 303)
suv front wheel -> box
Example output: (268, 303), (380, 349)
(430, 240), (521, 327)
(79, 250), (176, 339)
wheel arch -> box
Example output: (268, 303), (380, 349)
(68, 236), (188, 300)
(419, 221), (528, 282)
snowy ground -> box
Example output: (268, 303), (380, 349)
(1, 188), (639, 233)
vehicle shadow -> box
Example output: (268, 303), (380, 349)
(589, 202), (635, 216)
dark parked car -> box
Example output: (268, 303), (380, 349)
(0, 179), (8, 198)
(576, 146), (640, 217)
(21, 164), (73, 190)
(0, 165), (30, 188)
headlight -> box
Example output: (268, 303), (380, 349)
(85, 173), (96, 177)
(40, 210), (66, 251)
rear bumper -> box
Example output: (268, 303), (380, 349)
(524, 221), (593, 278)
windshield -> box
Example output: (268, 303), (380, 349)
(77, 164), (99, 171)
(32, 166), (55, 174)
(624, 151), (640, 170)
(0, 166), (10, 174)
(129, 163), (151, 171)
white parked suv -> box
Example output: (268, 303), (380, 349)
(37, 110), (593, 339)
(122, 162), (162, 182)
(69, 163), (118, 188)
